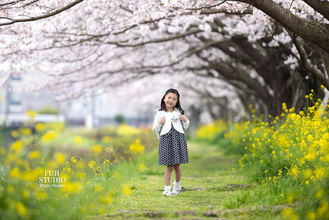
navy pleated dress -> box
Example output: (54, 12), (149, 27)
(158, 126), (189, 166)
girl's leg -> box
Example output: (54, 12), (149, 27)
(174, 164), (181, 182)
(164, 165), (175, 186)
(171, 165), (182, 195)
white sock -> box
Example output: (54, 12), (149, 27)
(164, 185), (171, 190)
(174, 181), (181, 188)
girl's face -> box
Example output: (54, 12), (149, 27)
(164, 92), (178, 110)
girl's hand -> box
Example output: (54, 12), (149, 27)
(158, 116), (166, 124)
(179, 114), (187, 122)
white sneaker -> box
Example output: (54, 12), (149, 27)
(162, 187), (172, 196)
(169, 185), (181, 196)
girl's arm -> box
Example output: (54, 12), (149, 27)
(183, 118), (190, 129)
(179, 114), (190, 129)
(152, 111), (163, 132)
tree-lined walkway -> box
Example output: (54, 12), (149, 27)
(89, 142), (289, 219)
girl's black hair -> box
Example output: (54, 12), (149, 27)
(159, 88), (185, 114)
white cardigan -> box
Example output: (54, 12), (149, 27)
(152, 109), (190, 136)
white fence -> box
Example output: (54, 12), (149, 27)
(0, 114), (65, 127)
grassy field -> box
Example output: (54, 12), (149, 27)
(192, 93), (329, 220)
(1, 122), (305, 219)
(90, 141), (292, 220)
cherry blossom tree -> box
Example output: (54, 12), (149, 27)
(1, 0), (328, 118)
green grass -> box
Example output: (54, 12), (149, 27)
(82, 141), (298, 219)
(1, 136), (302, 219)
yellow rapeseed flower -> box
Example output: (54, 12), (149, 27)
(252, 128), (257, 134)
(28, 151), (40, 160)
(317, 200), (329, 217)
(35, 123), (45, 133)
(315, 167), (327, 180)
(9, 167), (21, 178)
(54, 152), (66, 165)
(123, 185), (132, 196)
(304, 169), (312, 179)
(318, 138), (327, 147)
(11, 130), (19, 138)
(305, 150), (316, 161)
(324, 154), (329, 163)
(88, 161), (96, 169)
(281, 207), (299, 220)
(10, 140), (23, 152)
(74, 136), (83, 144)
(277, 134), (289, 148)
(19, 127), (32, 136)
(102, 136), (112, 143)
(282, 103), (287, 111)
(117, 124), (141, 136)
(91, 144), (102, 153)
(129, 139), (145, 154)
(70, 157), (77, 164)
(306, 210), (316, 220)
(62, 182), (82, 194)
(289, 166), (299, 178)
(23, 189), (30, 199)
(15, 201), (28, 217)
(289, 107), (295, 113)
(41, 131), (57, 142)
(100, 191), (114, 204)
(307, 134), (313, 142)
(26, 110), (37, 118)
(22, 168), (43, 182)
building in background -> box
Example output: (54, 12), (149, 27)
(0, 76), (153, 129)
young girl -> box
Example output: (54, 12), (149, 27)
(152, 88), (190, 196)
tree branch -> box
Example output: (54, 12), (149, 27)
(0, 0), (32, 7)
(302, 0), (329, 21)
(289, 31), (329, 89)
(239, 0), (329, 53)
(185, 0), (227, 10)
(0, 0), (84, 26)
(104, 29), (202, 47)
